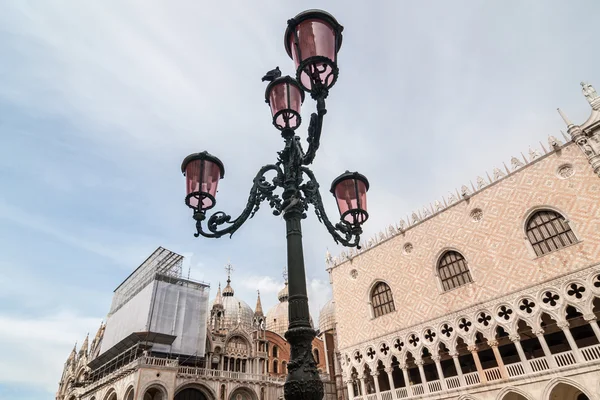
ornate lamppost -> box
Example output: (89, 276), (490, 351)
(181, 10), (370, 400)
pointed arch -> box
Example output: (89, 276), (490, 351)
(542, 377), (595, 400)
(495, 386), (534, 400)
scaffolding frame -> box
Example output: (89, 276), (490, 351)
(109, 247), (184, 315)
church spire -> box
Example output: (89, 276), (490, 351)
(79, 333), (89, 357)
(254, 290), (264, 317)
(222, 260), (235, 296)
(214, 282), (223, 306)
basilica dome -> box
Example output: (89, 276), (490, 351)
(210, 279), (253, 331)
(266, 282), (313, 337)
(319, 299), (336, 333)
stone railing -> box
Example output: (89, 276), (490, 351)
(351, 343), (600, 399)
(177, 365), (285, 383)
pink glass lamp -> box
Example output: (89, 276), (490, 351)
(330, 171), (369, 226)
(181, 151), (225, 212)
(265, 76), (305, 132)
(284, 9), (344, 94)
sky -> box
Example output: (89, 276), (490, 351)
(0, 1), (598, 398)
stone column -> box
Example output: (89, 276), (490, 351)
(509, 334), (533, 373)
(346, 381), (354, 399)
(385, 367), (395, 391)
(359, 377), (366, 397)
(488, 340), (508, 379)
(415, 360), (429, 393)
(401, 365), (411, 395)
(451, 352), (465, 386)
(432, 355), (447, 389)
(371, 371), (381, 395)
(533, 329), (558, 368)
(468, 344), (487, 384)
(558, 321), (584, 362)
(585, 315), (600, 343)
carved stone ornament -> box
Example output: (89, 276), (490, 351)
(447, 192), (457, 205)
(411, 212), (420, 224)
(403, 243), (413, 254)
(350, 269), (358, 279)
(461, 185), (470, 197)
(434, 200), (444, 211)
(397, 219), (407, 231)
(470, 208), (483, 222)
(422, 207), (430, 218)
(548, 136), (562, 149)
(581, 81), (598, 104)
(476, 176), (487, 190)
(557, 164), (574, 179)
(493, 167), (505, 181)
(511, 156), (524, 170)
(529, 147), (541, 161)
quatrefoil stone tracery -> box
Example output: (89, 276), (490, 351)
(394, 339), (404, 351)
(498, 305), (513, 321)
(441, 324), (453, 337)
(567, 283), (586, 299)
(424, 329), (436, 342)
(477, 312), (492, 326)
(542, 291), (560, 307)
(380, 343), (390, 356)
(519, 298), (536, 314)
(409, 334), (419, 347)
(366, 347), (376, 360)
(459, 318), (472, 332)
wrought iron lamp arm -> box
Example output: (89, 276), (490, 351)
(193, 164), (284, 238)
(302, 110), (324, 166)
(300, 166), (362, 248)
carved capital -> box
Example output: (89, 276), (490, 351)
(584, 313), (597, 322)
(509, 334), (521, 343)
(467, 344), (478, 353)
(371, 371), (379, 377)
(557, 321), (570, 330)
(451, 352), (460, 359)
(384, 367), (394, 374)
(487, 339), (499, 348)
(431, 355), (441, 363)
(532, 329), (545, 337)
(415, 359), (424, 366)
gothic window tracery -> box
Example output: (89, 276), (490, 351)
(526, 209), (577, 256)
(371, 282), (395, 318)
(438, 251), (472, 291)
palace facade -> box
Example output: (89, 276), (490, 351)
(327, 82), (600, 400)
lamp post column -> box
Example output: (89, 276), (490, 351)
(284, 201), (324, 400)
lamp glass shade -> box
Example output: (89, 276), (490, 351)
(182, 153), (224, 211)
(267, 78), (303, 130)
(288, 17), (338, 90)
(331, 172), (369, 225)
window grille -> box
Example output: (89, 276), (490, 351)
(526, 210), (577, 256)
(438, 251), (472, 291)
(371, 282), (395, 318)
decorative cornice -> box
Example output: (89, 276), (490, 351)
(326, 140), (574, 270)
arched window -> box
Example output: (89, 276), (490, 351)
(313, 349), (320, 364)
(272, 345), (278, 358)
(281, 361), (287, 374)
(273, 360), (278, 374)
(371, 282), (395, 317)
(438, 251), (472, 291)
(526, 209), (577, 256)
